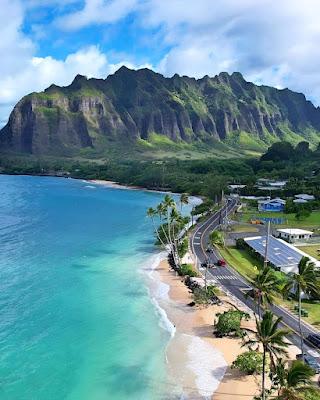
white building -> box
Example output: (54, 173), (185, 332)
(276, 228), (313, 243)
(295, 194), (315, 201)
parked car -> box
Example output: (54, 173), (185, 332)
(216, 259), (226, 267)
(296, 354), (320, 373)
(305, 355), (320, 374)
(306, 334), (320, 349)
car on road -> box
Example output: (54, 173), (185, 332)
(296, 353), (320, 373)
(216, 259), (226, 267)
(306, 334), (320, 349)
(206, 247), (214, 253)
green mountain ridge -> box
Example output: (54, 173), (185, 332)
(1, 66), (320, 158)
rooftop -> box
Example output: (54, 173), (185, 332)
(276, 228), (313, 235)
(295, 194), (315, 200)
(244, 235), (320, 270)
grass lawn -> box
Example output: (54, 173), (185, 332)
(296, 245), (320, 261)
(220, 245), (320, 327)
(282, 299), (320, 328)
(218, 246), (260, 281)
(239, 208), (320, 230)
(229, 224), (259, 233)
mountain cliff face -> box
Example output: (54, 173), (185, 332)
(1, 66), (320, 156)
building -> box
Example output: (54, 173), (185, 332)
(244, 235), (320, 274)
(293, 198), (308, 204)
(275, 228), (313, 243)
(258, 198), (286, 212)
(295, 194), (315, 201)
(256, 178), (287, 191)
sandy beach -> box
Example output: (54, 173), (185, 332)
(149, 257), (300, 400)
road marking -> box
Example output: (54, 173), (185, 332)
(215, 275), (237, 280)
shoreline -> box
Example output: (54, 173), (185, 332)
(147, 255), (261, 400)
(0, 172), (204, 201)
(147, 255), (301, 400)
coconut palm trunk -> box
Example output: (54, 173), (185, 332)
(298, 286), (304, 356)
(262, 346), (267, 400)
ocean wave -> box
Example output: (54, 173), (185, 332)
(142, 252), (176, 338)
(187, 335), (227, 399)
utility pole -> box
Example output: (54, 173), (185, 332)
(204, 256), (209, 292)
(263, 221), (271, 269)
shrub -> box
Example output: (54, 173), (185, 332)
(295, 208), (311, 220)
(178, 263), (197, 277)
(193, 285), (219, 305)
(236, 238), (247, 249)
(232, 351), (263, 375)
(178, 237), (189, 258)
(209, 230), (224, 246)
(302, 388), (320, 400)
(215, 310), (249, 337)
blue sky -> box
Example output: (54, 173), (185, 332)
(1, 0), (320, 126)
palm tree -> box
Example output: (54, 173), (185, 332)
(252, 267), (279, 319)
(272, 359), (315, 400)
(146, 207), (166, 247)
(180, 193), (189, 212)
(163, 195), (175, 241)
(246, 311), (290, 400)
(283, 256), (320, 355)
(209, 230), (224, 247)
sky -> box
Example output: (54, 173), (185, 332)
(1, 0), (320, 126)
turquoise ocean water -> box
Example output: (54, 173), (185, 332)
(0, 175), (180, 400)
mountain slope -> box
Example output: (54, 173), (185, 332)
(1, 66), (320, 157)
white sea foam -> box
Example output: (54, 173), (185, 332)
(142, 252), (176, 338)
(84, 185), (96, 189)
(187, 335), (228, 399)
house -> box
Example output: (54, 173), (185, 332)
(228, 184), (246, 191)
(275, 228), (313, 243)
(293, 198), (308, 204)
(256, 178), (287, 191)
(294, 194), (315, 201)
(258, 198), (286, 212)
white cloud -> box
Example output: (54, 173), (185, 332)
(144, 0), (320, 103)
(56, 0), (139, 30)
(0, 0), (150, 126)
(2, 0), (320, 126)
(50, 0), (320, 105)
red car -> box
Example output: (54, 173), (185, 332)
(217, 259), (226, 267)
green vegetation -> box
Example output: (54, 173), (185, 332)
(214, 310), (249, 337)
(283, 299), (320, 327)
(232, 351), (263, 375)
(193, 285), (220, 305)
(271, 359), (316, 400)
(221, 244), (320, 327)
(283, 257), (320, 354)
(1, 141), (320, 203)
(178, 264), (198, 277)
(209, 230), (224, 246)
(230, 223), (259, 233)
(244, 311), (290, 400)
(177, 237), (189, 259)
(218, 246), (260, 281)
(296, 245), (320, 261)
(240, 209), (320, 229)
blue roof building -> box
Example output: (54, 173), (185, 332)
(258, 198), (286, 212)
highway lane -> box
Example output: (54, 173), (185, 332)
(190, 199), (320, 354)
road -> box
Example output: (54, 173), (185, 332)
(190, 198), (320, 354)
